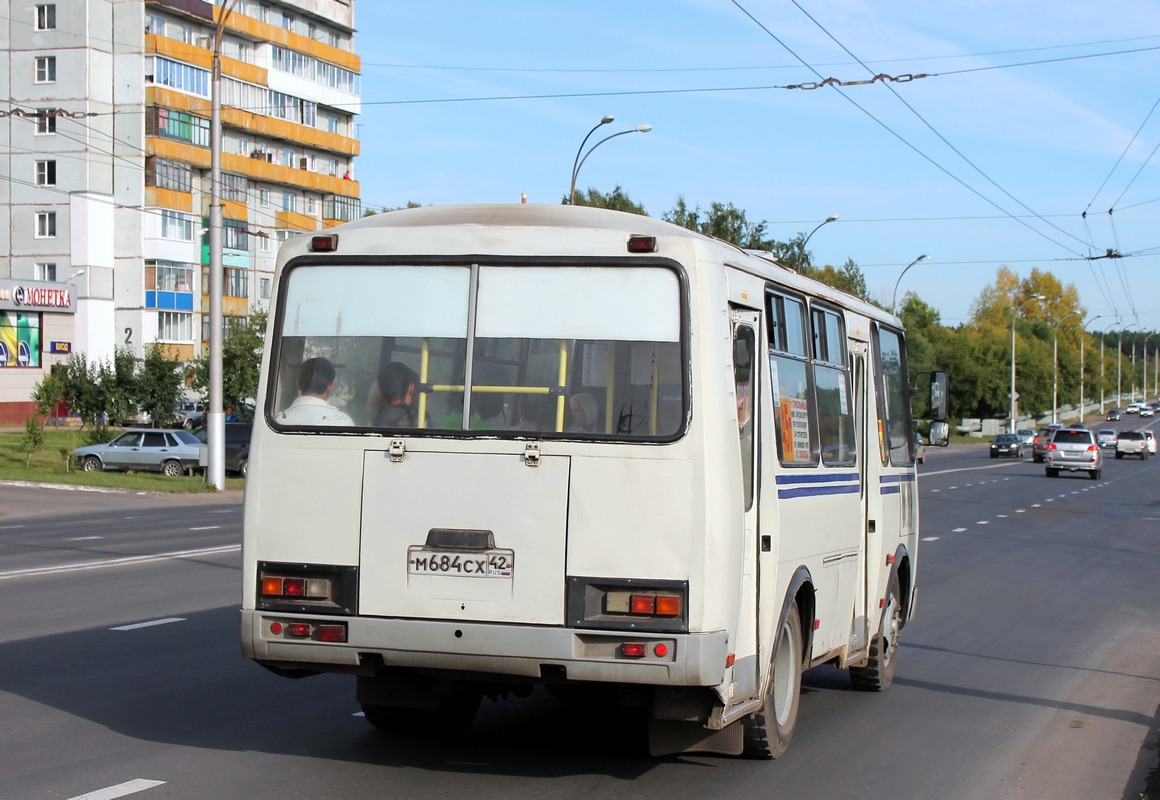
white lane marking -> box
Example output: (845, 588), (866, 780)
(1031, 503), (1042, 508)
(931, 489), (941, 493)
(949, 486), (958, 490)
(68, 536), (103, 541)
(996, 514), (1008, 518)
(111, 618), (185, 631)
(67, 779), (166, 800)
(952, 527), (967, 533)
(0, 544), (239, 581)
(976, 520), (989, 525)
(209, 509), (237, 514)
(188, 525), (220, 531)
(0, 524), (27, 530)
(1015, 509), (1026, 513)
(922, 536), (940, 541)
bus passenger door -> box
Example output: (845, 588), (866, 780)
(730, 310), (761, 699)
(851, 342), (872, 652)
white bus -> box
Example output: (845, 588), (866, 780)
(240, 204), (948, 758)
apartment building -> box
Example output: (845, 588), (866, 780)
(0, 0), (361, 423)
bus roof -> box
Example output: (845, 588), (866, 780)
(282, 204), (899, 326)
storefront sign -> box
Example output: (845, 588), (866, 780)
(0, 279), (76, 314)
(50, 341), (72, 354)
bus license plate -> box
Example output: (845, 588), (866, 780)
(407, 547), (514, 578)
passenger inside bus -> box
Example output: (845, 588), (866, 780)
(371, 362), (418, 427)
(277, 357), (353, 426)
(569, 392), (599, 433)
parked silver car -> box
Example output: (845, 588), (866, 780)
(1044, 427), (1102, 479)
(1096, 429), (1117, 448)
(74, 429), (202, 476)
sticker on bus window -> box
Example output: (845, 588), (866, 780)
(779, 396), (811, 461)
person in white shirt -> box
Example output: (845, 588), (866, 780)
(278, 357), (353, 426)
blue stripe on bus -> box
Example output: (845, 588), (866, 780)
(878, 473), (916, 485)
(777, 483), (861, 499)
(775, 472), (860, 485)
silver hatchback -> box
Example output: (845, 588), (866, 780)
(1044, 428), (1102, 479)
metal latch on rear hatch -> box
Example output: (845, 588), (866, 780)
(388, 438), (406, 462)
(523, 442), (540, 467)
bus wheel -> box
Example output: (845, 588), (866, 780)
(742, 603), (802, 759)
(361, 692), (481, 736)
(851, 573), (902, 692)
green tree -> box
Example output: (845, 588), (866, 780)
(663, 197), (771, 249)
(810, 259), (870, 301)
(567, 185), (647, 215)
(188, 310), (268, 411)
(137, 345), (185, 427)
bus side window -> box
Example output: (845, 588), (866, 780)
(811, 306), (855, 465)
(734, 325), (756, 510)
(767, 291), (815, 465)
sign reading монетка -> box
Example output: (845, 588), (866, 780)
(0, 279), (77, 314)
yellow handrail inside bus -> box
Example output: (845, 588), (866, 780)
(556, 339), (568, 432)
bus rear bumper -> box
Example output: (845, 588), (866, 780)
(240, 610), (729, 687)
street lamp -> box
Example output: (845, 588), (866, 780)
(207, 0), (242, 490)
(1051, 310), (1081, 424)
(797, 214), (839, 272)
(890, 254), (931, 314)
(1117, 322), (1137, 408)
(1079, 314), (1104, 422)
(569, 119), (651, 205)
(1009, 294), (1045, 434)
(1144, 332), (1155, 402)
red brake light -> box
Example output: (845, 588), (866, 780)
(620, 643), (647, 658)
(283, 578), (306, 597)
(630, 594), (656, 614)
(1046, 443), (1057, 451)
(309, 234), (338, 252)
(627, 235), (656, 253)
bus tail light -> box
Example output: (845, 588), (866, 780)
(566, 577), (688, 633)
(309, 234), (338, 252)
(620, 643), (647, 658)
(268, 619), (348, 643)
(257, 562), (358, 615)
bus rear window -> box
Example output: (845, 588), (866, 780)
(270, 263), (686, 439)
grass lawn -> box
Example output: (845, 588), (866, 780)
(0, 428), (243, 493)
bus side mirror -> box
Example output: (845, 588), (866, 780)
(929, 421), (950, 447)
(929, 371), (948, 422)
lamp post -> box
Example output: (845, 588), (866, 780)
(569, 120), (651, 205)
(890, 254), (931, 314)
(1051, 310), (1081, 424)
(207, 0), (241, 490)
(797, 214), (838, 272)
(1079, 315), (1104, 424)
(1117, 322), (1137, 409)
(1142, 332), (1154, 403)
(1009, 294), (1045, 434)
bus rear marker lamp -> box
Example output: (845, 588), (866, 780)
(654, 643), (669, 657)
(309, 234), (338, 252)
(620, 643), (647, 658)
(627, 235), (657, 253)
(268, 619), (348, 643)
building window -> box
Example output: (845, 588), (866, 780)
(323, 194), (361, 222)
(281, 12), (295, 32)
(146, 13), (165, 36)
(221, 172), (247, 202)
(305, 196), (318, 215)
(35, 56), (56, 83)
(226, 268), (248, 298)
(158, 311), (194, 342)
(160, 209), (194, 241)
(258, 4), (269, 23)
(35, 108), (57, 135)
(147, 260), (194, 292)
(258, 233), (271, 252)
(223, 219), (249, 251)
(259, 188), (270, 206)
(35, 263), (57, 282)
(147, 106), (210, 147)
(259, 277), (271, 299)
(35, 160), (57, 186)
(145, 156), (193, 193)
(148, 56), (209, 97)
(35, 211), (57, 238)
(282, 192), (296, 212)
(35, 4), (57, 31)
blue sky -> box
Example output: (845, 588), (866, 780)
(350, 1), (1160, 331)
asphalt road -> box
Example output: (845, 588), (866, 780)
(0, 439), (1157, 800)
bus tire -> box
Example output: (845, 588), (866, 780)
(851, 572), (902, 692)
(742, 602), (802, 759)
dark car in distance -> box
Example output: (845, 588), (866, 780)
(990, 433), (1024, 459)
(195, 422), (253, 476)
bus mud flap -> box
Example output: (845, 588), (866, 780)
(648, 718), (744, 757)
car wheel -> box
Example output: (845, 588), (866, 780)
(1115, 452), (1123, 459)
(1090, 469), (1101, 480)
(161, 460), (183, 477)
(239, 458), (248, 478)
(1046, 468), (1059, 477)
(82, 455), (102, 472)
